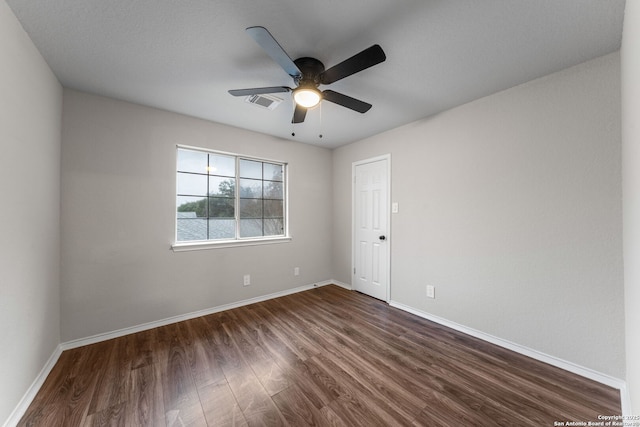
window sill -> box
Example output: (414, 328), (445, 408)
(171, 236), (292, 252)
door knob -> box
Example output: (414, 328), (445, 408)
(379, 235), (386, 241)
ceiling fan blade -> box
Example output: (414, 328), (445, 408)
(322, 90), (372, 113)
(246, 26), (302, 78)
(228, 86), (291, 96)
(292, 104), (307, 123)
(320, 45), (386, 85)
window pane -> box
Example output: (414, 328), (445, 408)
(208, 219), (236, 240)
(264, 218), (284, 236)
(264, 163), (283, 181)
(209, 154), (235, 177)
(177, 196), (207, 218)
(263, 181), (283, 199)
(178, 149), (208, 174)
(240, 178), (262, 198)
(240, 219), (263, 237)
(176, 148), (287, 243)
(177, 218), (207, 241)
(239, 159), (262, 179)
(240, 199), (262, 218)
(208, 177), (235, 197)
(209, 197), (234, 218)
(264, 199), (283, 218)
(177, 172), (207, 196)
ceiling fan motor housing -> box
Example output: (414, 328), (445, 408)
(293, 57), (325, 87)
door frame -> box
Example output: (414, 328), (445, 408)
(351, 154), (391, 303)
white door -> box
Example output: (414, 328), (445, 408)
(353, 156), (390, 301)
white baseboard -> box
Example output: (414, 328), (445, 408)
(620, 383), (632, 417)
(61, 280), (336, 350)
(389, 300), (628, 411)
(331, 280), (352, 290)
(3, 345), (63, 427)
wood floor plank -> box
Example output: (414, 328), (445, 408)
(199, 379), (248, 427)
(157, 323), (207, 426)
(19, 285), (622, 427)
(130, 329), (156, 370)
(86, 337), (131, 415)
(237, 308), (306, 370)
(272, 384), (332, 426)
(317, 405), (349, 427)
(225, 367), (287, 426)
(83, 401), (126, 427)
(251, 304), (323, 361)
(312, 351), (418, 426)
(26, 341), (110, 412)
(290, 357), (344, 410)
(181, 316), (226, 389)
(126, 363), (166, 427)
(231, 305), (346, 412)
(201, 312), (251, 377)
(17, 373), (95, 427)
(221, 313), (289, 397)
(16, 404), (62, 427)
(327, 394), (389, 427)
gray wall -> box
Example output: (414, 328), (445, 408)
(332, 53), (624, 378)
(60, 90), (333, 342)
(0, 0), (63, 423)
(622, 0), (640, 414)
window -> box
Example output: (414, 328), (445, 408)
(175, 147), (287, 245)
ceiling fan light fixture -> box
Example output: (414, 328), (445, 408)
(293, 87), (321, 108)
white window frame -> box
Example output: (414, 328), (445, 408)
(171, 145), (291, 252)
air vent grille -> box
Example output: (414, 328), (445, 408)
(245, 94), (283, 110)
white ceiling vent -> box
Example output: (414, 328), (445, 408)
(245, 94), (283, 110)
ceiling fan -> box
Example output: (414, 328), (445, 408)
(229, 26), (386, 124)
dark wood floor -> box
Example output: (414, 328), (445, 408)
(18, 285), (620, 426)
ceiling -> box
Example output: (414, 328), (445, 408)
(6, 0), (626, 149)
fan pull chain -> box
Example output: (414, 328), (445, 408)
(291, 98), (296, 137)
(318, 102), (323, 139)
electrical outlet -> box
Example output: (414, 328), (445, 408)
(294, 267), (300, 276)
(243, 274), (251, 286)
(426, 285), (435, 299)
